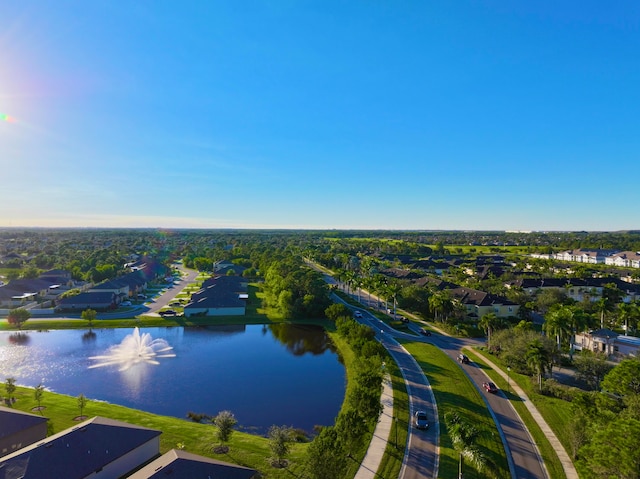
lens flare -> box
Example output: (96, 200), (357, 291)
(1, 114), (15, 123)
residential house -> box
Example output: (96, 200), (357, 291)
(573, 329), (619, 356)
(127, 449), (258, 479)
(0, 406), (48, 458)
(0, 417), (161, 479)
(448, 286), (520, 319)
(56, 291), (116, 312)
(573, 329), (640, 360)
(184, 276), (248, 317)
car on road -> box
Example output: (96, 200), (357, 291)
(159, 309), (177, 317)
(483, 381), (498, 393)
(397, 315), (409, 323)
(419, 328), (432, 336)
(354, 311), (363, 318)
(457, 353), (470, 364)
(414, 410), (429, 429)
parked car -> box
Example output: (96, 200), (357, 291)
(120, 301), (132, 307)
(159, 309), (177, 317)
(137, 294), (147, 299)
(457, 353), (470, 364)
(397, 315), (409, 323)
(483, 381), (498, 393)
(413, 410), (429, 429)
(354, 311), (363, 318)
(419, 328), (432, 336)
(169, 301), (181, 307)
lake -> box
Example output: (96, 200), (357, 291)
(0, 324), (346, 435)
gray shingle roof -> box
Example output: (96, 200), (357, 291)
(0, 417), (161, 479)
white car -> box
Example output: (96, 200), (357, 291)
(354, 311), (363, 318)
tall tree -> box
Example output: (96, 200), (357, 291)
(617, 301), (640, 336)
(526, 339), (552, 391)
(478, 312), (504, 348)
(543, 305), (573, 352)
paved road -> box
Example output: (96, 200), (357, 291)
(366, 313), (439, 479)
(313, 262), (548, 479)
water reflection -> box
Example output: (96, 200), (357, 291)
(82, 330), (97, 342)
(268, 324), (336, 356)
(8, 333), (30, 345)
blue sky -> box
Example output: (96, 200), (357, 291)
(1, 1), (638, 230)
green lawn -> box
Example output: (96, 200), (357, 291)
(402, 340), (511, 479)
(5, 385), (308, 478)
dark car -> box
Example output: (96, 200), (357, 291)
(457, 353), (470, 364)
(159, 309), (177, 317)
(419, 328), (432, 336)
(483, 381), (498, 393)
(413, 410), (429, 430)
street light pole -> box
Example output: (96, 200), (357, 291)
(507, 366), (511, 393)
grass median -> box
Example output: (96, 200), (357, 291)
(402, 340), (511, 479)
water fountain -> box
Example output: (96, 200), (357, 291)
(89, 327), (176, 371)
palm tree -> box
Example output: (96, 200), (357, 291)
(387, 281), (402, 318)
(445, 411), (487, 478)
(617, 302), (639, 336)
(429, 291), (453, 323)
(543, 305), (573, 352)
(478, 312), (503, 348)
(526, 339), (552, 391)
(595, 297), (614, 329)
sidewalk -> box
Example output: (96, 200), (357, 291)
(354, 375), (394, 479)
(474, 352), (579, 479)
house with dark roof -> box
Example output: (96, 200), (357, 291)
(127, 449), (258, 479)
(0, 406), (48, 458)
(0, 417), (161, 479)
(184, 276), (248, 317)
(448, 286), (519, 319)
(56, 291), (116, 312)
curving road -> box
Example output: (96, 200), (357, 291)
(314, 262), (548, 479)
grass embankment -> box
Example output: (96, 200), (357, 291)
(6, 385), (307, 477)
(402, 340), (511, 479)
(466, 349), (572, 479)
